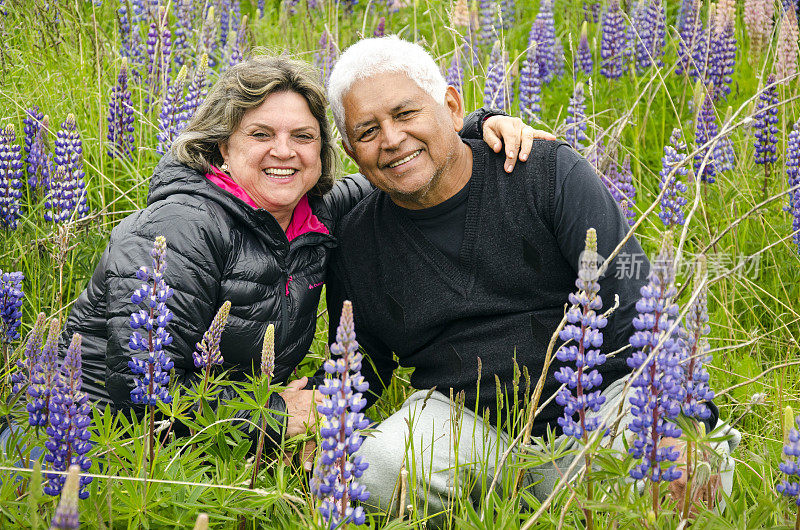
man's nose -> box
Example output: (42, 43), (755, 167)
(381, 122), (406, 150)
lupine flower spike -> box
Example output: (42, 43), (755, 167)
(519, 44), (542, 122)
(484, 41), (512, 110)
(776, 8), (799, 83)
(658, 128), (689, 228)
(693, 85), (719, 185)
(565, 83), (589, 151)
(0, 124), (23, 229)
(181, 54), (210, 133)
(754, 75), (779, 197)
(681, 256), (714, 423)
(555, 228), (607, 530)
(129, 235), (175, 407)
(11, 313), (46, 403)
(707, 0), (736, 100)
(107, 58), (135, 160)
(46, 114), (89, 223)
(374, 16), (386, 37)
(576, 21), (593, 76)
(193, 300), (231, 398)
(49, 465), (81, 529)
(787, 120), (800, 254)
(314, 30), (338, 88)
(445, 48), (464, 95)
(627, 233), (685, 516)
(676, 0), (704, 77)
(260, 323), (275, 383)
(635, 0), (666, 71)
(744, 0), (775, 55)
(29, 319), (62, 427)
(157, 65), (188, 155)
(23, 106), (50, 192)
(530, 1), (560, 83)
(600, 0), (627, 79)
(0, 269), (24, 367)
(477, 0), (499, 49)
(778, 410), (800, 523)
(310, 300), (370, 528)
(44, 333), (93, 498)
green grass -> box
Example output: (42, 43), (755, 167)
(1, 0), (800, 528)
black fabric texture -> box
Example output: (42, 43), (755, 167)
(403, 180), (471, 264)
(316, 139), (662, 438)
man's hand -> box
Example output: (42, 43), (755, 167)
(660, 436), (722, 516)
(482, 115), (556, 173)
(280, 377), (324, 438)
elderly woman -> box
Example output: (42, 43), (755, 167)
(62, 55), (544, 443)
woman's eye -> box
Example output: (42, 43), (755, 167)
(252, 132), (270, 139)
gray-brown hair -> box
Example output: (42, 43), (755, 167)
(171, 54), (337, 196)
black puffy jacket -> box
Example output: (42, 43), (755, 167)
(63, 154), (371, 417)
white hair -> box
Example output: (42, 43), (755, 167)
(328, 35), (448, 148)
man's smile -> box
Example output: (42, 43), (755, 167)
(385, 149), (422, 169)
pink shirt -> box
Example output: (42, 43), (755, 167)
(206, 166), (329, 241)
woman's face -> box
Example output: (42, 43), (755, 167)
(219, 91), (323, 222)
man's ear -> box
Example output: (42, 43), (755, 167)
(445, 85), (465, 132)
(341, 139), (356, 160)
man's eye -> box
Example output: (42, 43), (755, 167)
(360, 127), (377, 140)
(397, 110), (415, 119)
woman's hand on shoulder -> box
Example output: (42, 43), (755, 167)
(482, 115), (556, 173)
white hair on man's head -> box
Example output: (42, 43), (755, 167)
(328, 35), (448, 148)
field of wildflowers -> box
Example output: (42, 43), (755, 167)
(1, 0), (800, 528)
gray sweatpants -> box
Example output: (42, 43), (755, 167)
(357, 377), (740, 525)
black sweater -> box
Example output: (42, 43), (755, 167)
(319, 140), (655, 437)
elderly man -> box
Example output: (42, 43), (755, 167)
(314, 35), (732, 520)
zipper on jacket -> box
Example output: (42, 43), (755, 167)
(279, 270), (291, 345)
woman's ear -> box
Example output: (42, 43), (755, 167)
(218, 141), (229, 163)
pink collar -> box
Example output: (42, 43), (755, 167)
(206, 166), (329, 241)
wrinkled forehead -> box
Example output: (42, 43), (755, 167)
(342, 72), (435, 122)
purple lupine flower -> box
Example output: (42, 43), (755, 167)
(172, 0), (193, 67)
(713, 108), (736, 173)
(707, 1), (737, 100)
(258, 0), (265, 17)
(27, 115), (53, 193)
(49, 465), (82, 529)
(575, 21), (593, 76)
(0, 270), (24, 347)
(117, 1), (139, 67)
(23, 106), (44, 178)
(598, 149), (636, 226)
(157, 66), (188, 156)
(583, 1), (600, 23)
(283, 0), (300, 15)
(260, 323), (275, 382)
(145, 6), (172, 108)
(44, 334), (93, 498)
(0, 124), (24, 229)
(754, 75), (779, 190)
(564, 83), (589, 151)
(681, 257), (714, 421)
(107, 58), (136, 160)
(530, 1), (558, 83)
(445, 48), (464, 94)
(635, 0), (666, 71)
(483, 41), (512, 110)
(554, 228), (608, 440)
(314, 30), (338, 88)
(779, 414), (800, 506)
(776, 8), (800, 83)
(786, 120), (800, 254)
(200, 6), (218, 69)
(478, 0), (499, 49)
(180, 54), (209, 133)
(676, 0), (704, 77)
(744, 0), (775, 55)
(658, 128), (689, 228)
(627, 235), (685, 485)
(310, 300), (370, 529)
(128, 235), (175, 407)
(519, 44), (542, 122)
(374, 16), (386, 37)
(694, 89), (719, 184)
(46, 114), (88, 223)
(28, 319), (61, 427)
(193, 301), (231, 369)
(218, 0), (232, 47)
(227, 14), (248, 67)
(600, 0), (627, 79)
(11, 313), (46, 398)
(500, 0), (514, 30)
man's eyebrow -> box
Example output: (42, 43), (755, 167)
(352, 98), (417, 132)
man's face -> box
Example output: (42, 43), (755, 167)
(341, 72), (465, 209)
